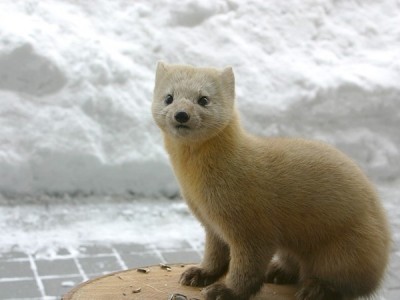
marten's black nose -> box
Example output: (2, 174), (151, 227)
(174, 111), (190, 123)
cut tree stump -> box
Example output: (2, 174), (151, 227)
(62, 264), (297, 300)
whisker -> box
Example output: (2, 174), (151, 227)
(151, 112), (168, 116)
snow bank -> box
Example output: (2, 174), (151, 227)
(0, 0), (399, 197)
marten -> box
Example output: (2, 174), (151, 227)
(152, 62), (391, 300)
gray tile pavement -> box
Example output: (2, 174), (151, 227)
(0, 237), (398, 299)
(0, 279), (42, 298)
(36, 259), (80, 276)
(0, 241), (203, 299)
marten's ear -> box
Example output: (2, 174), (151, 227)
(156, 61), (168, 82)
(221, 66), (235, 100)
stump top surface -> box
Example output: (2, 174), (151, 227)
(62, 264), (297, 300)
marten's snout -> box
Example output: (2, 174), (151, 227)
(174, 111), (190, 123)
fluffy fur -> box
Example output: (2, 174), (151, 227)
(152, 62), (391, 300)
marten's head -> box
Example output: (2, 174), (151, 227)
(152, 62), (235, 143)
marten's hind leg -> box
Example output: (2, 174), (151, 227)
(296, 234), (387, 300)
(296, 278), (344, 300)
(265, 250), (300, 284)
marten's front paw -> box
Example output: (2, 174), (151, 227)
(179, 267), (218, 287)
(202, 283), (239, 300)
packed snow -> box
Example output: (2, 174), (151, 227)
(0, 195), (204, 257)
(0, 0), (399, 258)
(0, 0), (399, 197)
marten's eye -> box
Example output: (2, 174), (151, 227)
(164, 94), (173, 105)
(198, 96), (209, 107)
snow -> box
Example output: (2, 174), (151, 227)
(61, 281), (75, 288)
(0, 196), (204, 257)
(0, 0), (399, 254)
(0, 0), (399, 197)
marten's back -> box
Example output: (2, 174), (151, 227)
(247, 137), (389, 247)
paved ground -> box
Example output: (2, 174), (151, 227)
(0, 239), (399, 299)
(0, 240), (203, 299)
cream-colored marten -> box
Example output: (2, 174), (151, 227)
(151, 62), (391, 300)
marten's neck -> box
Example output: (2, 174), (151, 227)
(163, 112), (247, 201)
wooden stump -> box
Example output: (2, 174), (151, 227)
(62, 264), (297, 300)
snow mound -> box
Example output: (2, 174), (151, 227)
(0, 44), (67, 96)
(0, 0), (399, 198)
(169, 0), (236, 27)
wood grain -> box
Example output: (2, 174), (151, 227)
(62, 264), (297, 300)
